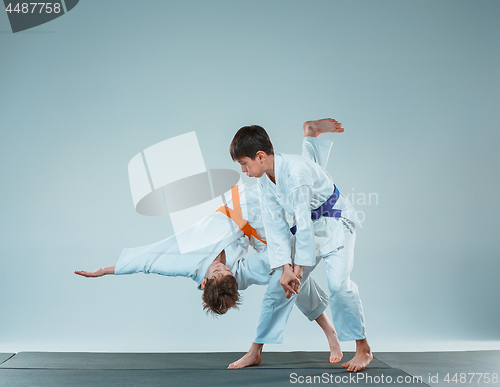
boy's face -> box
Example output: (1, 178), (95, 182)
(205, 261), (232, 280)
(236, 156), (265, 178)
(201, 261), (233, 289)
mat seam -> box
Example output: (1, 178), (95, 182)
(0, 354), (16, 366)
(374, 354), (431, 386)
(372, 355), (392, 368)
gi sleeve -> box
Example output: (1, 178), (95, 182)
(115, 237), (193, 278)
(260, 189), (293, 270)
(233, 250), (272, 290)
(290, 185), (316, 267)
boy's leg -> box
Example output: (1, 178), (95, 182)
(228, 264), (326, 369)
(253, 273), (322, 342)
(303, 118), (372, 371)
(301, 118), (342, 170)
(315, 312), (343, 363)
(303, 118), (343, 138)
(294, 273), (329, 322)
(227, 342), (263, 369)
(227, 312), (343, 369)
(302, 136), (333, 169)
(295, 278), (342, 363)
(323, 226), (373, 371)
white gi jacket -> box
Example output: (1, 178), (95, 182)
(257, 153), (358, 269)
(115, 183), (268, 288)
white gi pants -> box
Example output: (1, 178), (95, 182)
(254, 222), (366, 343)
(254, 269), (329, 344)
(323, 225), (366, 341)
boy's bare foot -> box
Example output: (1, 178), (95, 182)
(227, 343), (263, 369)
(327, 330), (343, 363)
(315, 312), (343, 363)
(303, 118), (344, 138)
(227, 351), (262, 369)
(342, 338), (373, 372)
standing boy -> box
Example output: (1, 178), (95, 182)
(229, 119), (372, 372)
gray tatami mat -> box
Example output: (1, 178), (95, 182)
(0, 354), (14, 365)
(375, 351), (500, 387)
(0, 368), (428, 387)
(0, 351), (389, 370)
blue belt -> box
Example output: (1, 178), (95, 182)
(290, 186), (341, 235)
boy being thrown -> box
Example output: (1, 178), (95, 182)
(229, 119), (373, 372)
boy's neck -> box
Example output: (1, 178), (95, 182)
(264, 154), (276, 184)
(213, 250), (226, 264)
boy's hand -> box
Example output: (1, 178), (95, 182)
(280, 264), (300, 297)
(74, 269), (104, 277)
(74, 265), (115, 277)
(285, 265), (303, 297)
(293, 265), (303, 282)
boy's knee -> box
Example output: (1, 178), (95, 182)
(328, 279), (353, 294)
(328, 282), (343, 294)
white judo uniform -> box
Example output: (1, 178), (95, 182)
(114, 137), (333, 344)
(257, 136), (366, 341)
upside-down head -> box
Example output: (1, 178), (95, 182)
(201, 274), (241, 316)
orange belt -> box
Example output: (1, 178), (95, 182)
(216, 186), (267, 245)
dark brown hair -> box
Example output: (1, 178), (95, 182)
(202, 275), (241, 316)
(230, 125), (274, 161)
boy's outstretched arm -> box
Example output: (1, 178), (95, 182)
(74, 265), (116, 277)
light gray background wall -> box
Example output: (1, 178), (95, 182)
(1, 0), (499, 353)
